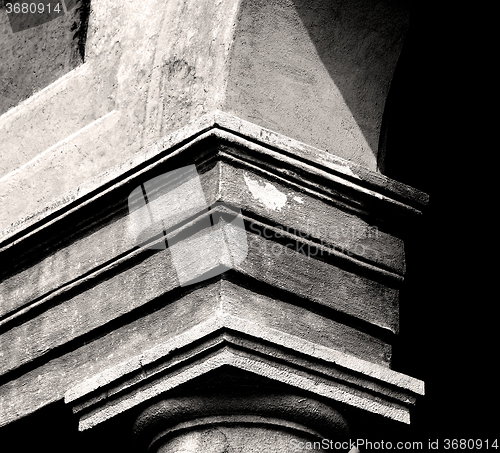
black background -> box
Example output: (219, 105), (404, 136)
(385, 0), (496, 444)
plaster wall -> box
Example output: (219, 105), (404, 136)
(224, 0), (408, 170)
(0, 0), (239, 231)
(0, 0), (408, 233)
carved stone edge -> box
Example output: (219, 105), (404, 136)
(0, 207), (403, 334)
(0, 110), (428, 248)
(64, 313), (424, 430)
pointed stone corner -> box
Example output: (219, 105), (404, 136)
(1, 0), (429, 448)
(0, 110), (427, 247)
(65, 313), (423, 432)
(3, 113), (426, 432)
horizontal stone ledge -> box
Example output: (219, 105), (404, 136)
(65, 312), (423, 402)
(65, 313), (424, 430)
(0, 220), (400, 382)
(0, 249), (397, 381)
(1, 151), (407, 325)
(208, 112), (428, 208)
(0, 111), (428, 249)
(212, 132), (426, 219)
(0, 197), (402, 334)
(0, 279), (394, 428)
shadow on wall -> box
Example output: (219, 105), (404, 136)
(0, 0), (90, 116)
(291, 0), (410, 171)
(224, 0), (409, 171)
(374, 15), (429, 189)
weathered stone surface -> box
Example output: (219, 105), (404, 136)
(0, 282), (222, 426)
(0, 247), (175, 377)
(0, 227), (395, 379)
(0, 207), (398, 379)
(0, 161), (219, 320)
(218, 161), (406, 274)
(0, 0), (427, 440)
(0, 111), (427, 243)
(0, 0), (87, 116)
(0, 0), (239, 231)
(224, 0), (409, 170)
(64, 315), (423, 431)
(0, 0), (413, 232)
(220, 279), (392, 364)
(65, 312), (423, 404)
(134, 392), (350, 453)
(156, 425), (320, 453)
(0, 261), (410, 429)
(0, 116), (425, 427)
(0, 202), (130, 320)
(1, 122), (419, 372)
(134, 392), (350, 441)
(0, 122), (417, 325)
(235, 230), (400, 333)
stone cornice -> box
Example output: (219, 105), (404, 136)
(0, 112), (426, 430)
(0, 111), (428, 249)
(65, 313), (424, 430)
(0, 206), (402, 335)
(0, 111), (427, 341)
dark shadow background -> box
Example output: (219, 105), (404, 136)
(382, 1), (497, 443)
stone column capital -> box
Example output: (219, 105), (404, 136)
(134, 390), (350, 453)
